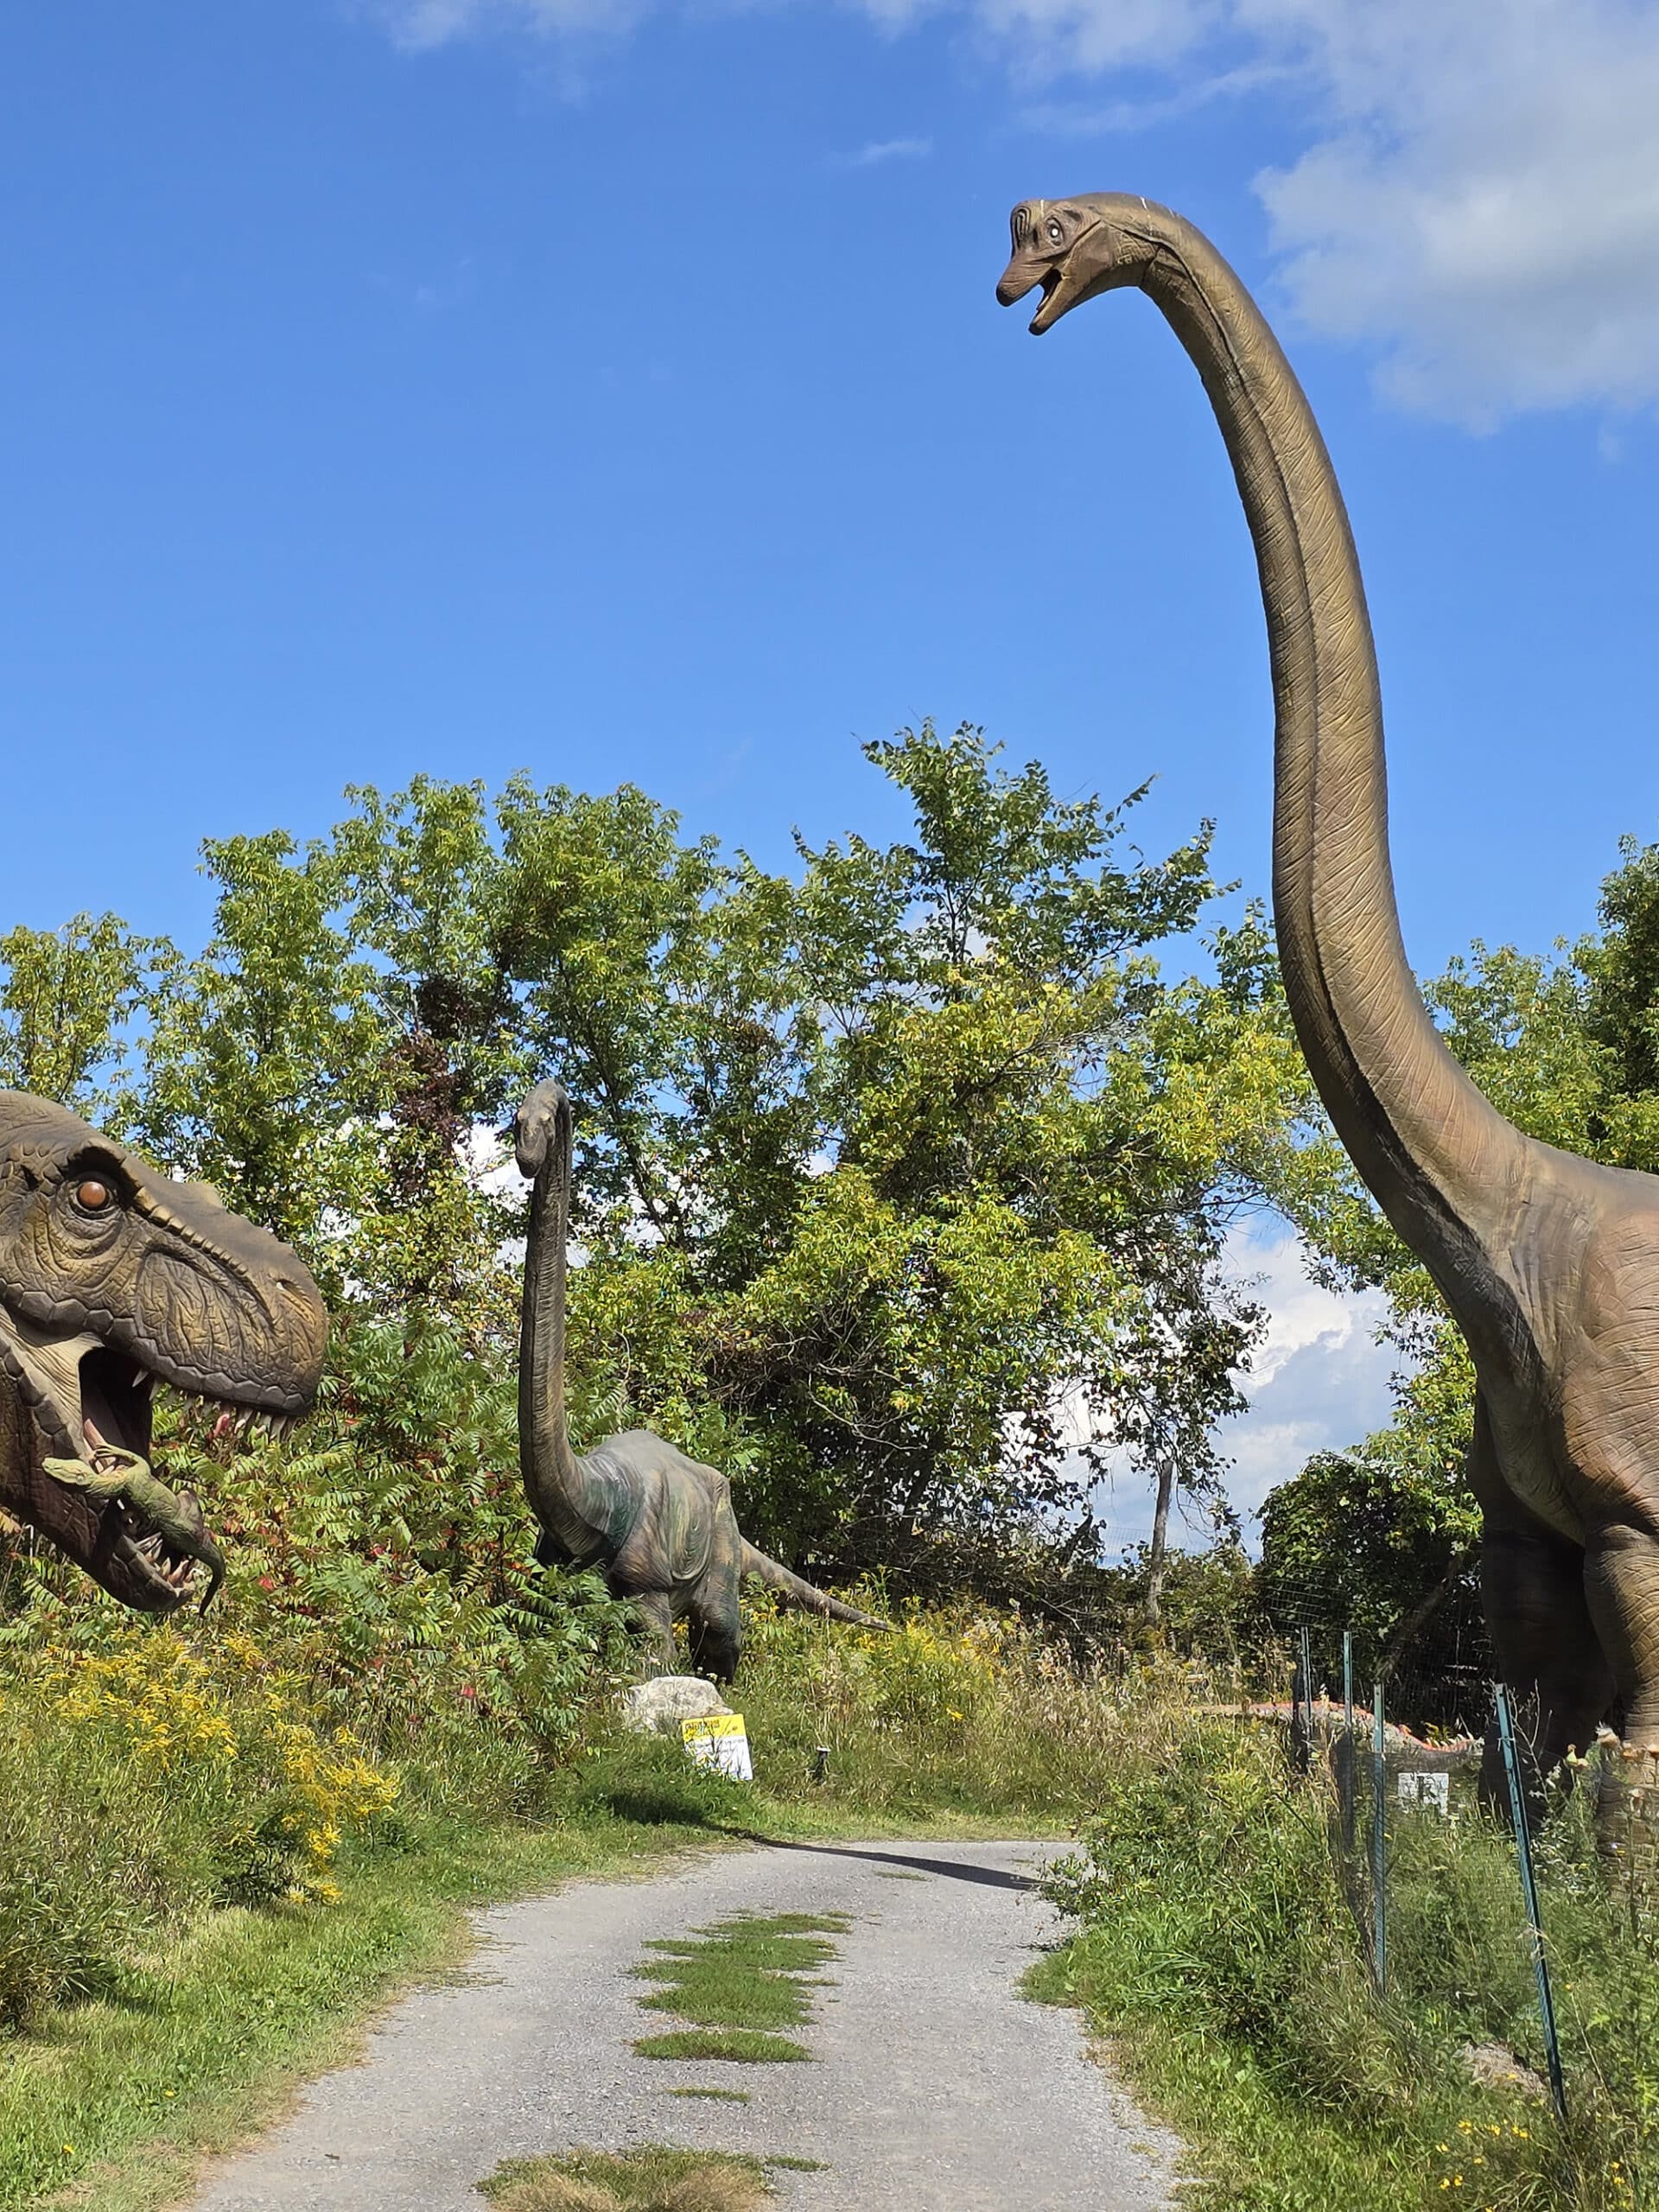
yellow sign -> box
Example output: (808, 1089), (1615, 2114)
(682, 1712), (753, 1781)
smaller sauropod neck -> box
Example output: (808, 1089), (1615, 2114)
(518, 1097), (615, 1562)
(1128, 206), (1522, 1274)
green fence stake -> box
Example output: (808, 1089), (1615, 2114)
(1371, 1679), (1387, 1991)
(1341, 1630), (1356, 1859)
(1494, 1681), (1568, 2126)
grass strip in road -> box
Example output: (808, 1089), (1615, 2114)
(634, 1913), (846, 2029)
(629, 1912), (845, 2063)
(635, 2029), (809, 2063)
(668, 2088), (752, 2104)
(480, 2145), (773, 2211)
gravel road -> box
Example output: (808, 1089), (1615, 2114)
(185, 1836), (1182, 2212)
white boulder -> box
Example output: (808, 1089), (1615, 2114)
(620, 1675), (734, 1737)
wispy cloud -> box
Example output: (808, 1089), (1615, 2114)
(833, 135), (934, 169)
(366, 0), (642, 50)
(983, 0), (1659, 425)
(1015, 59), (1289, 138)
(363, 0), (1659, 427)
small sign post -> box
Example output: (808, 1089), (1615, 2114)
(1396, 1770), (1451, 1815)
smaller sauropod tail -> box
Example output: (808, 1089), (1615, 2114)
(740, 1541), (893, 1631)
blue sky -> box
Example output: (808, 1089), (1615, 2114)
(4, 0), (1657, 1538)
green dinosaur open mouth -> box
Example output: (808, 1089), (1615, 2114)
(78, 1346), (200, 1604)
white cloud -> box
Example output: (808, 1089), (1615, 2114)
(367, 0), (640, 48)
(1090, 1219), (1400, 1555)
(836, 136), (936, 168)
(960, 0), (1659, 424)
(1215, 1217), (1398, 1530)
(1246, 2), (1659, 425)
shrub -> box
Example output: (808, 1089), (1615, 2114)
(0, 1625), (399, 2027)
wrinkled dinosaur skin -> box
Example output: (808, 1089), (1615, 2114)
(0, 1091), (327, 1612)
(999, 196), (1659, 1796)
(515, 1079), (890, 1680)
(43, 1446), (226, 1612)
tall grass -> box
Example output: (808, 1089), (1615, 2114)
(732, 1592), (1224, 1822)
(0, 1587), (1167, 2050)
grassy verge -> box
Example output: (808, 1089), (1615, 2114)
(1030, 1700), (1656, 2211)
(5, 1804), (726, 2212)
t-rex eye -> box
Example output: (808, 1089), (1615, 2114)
(75, 1179), (112, 1211)
(1046, 219), (1064, 243)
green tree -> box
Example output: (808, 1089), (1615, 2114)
(0, 912), (169, 1109)
(553, 723), (1318, 1586)
(10, 727), (1326, 1610)
(123, 831), (390, 1302)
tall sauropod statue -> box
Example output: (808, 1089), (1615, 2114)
(998, 194), (1659, 1800)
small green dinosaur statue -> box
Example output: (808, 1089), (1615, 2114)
(42, 1446), (226, 1612)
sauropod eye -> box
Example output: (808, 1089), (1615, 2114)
(75, 1179), (112, 1211)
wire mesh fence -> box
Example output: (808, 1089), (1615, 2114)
(1256, 1583), (1659, 2201)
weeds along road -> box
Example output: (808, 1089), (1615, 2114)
(183, 1838), (1181, 2211)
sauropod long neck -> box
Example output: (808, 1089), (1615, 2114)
(1135, 209), (1520, 1268)
(519, 1117), (613, 1560)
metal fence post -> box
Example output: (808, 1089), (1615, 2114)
(1371, 1678), (1387, 1992)
(1293, 1623), (1313, 1774)
(1494, 1681), (1569, 2126)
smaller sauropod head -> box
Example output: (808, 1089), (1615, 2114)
(514, 1078), (572, 1179)
(996, 194), (1169, 334)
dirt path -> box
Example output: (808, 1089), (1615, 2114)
(185, 1837), (1181, 2212)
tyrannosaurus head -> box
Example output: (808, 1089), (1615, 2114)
(0, 1091), (327, 1613)
(995, 194), (1169, 334)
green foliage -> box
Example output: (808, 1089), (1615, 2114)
(2, 724), (1314, 1588)
(1255, 1431), (1484, 1726)
(0, 912), (166, 1105)
(0, 1630), (399, 2030)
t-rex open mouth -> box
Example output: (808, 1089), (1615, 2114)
(0, 1090), (328, 1614)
